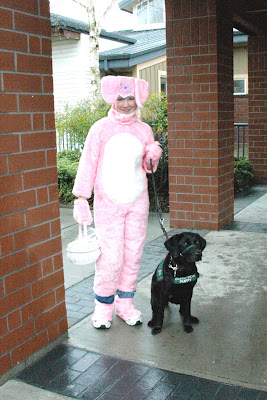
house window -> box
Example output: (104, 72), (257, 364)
(234, 78), (246, 95)
(137, 1), (148, 24)
(149, 0), (164, 23)
(160, 76), (167, 94)
(158, 70), (167, 94)
(137, 0), (164, 25)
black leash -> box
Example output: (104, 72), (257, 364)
(150, 159), (169, 240)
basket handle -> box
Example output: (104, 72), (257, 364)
(78, 222), (87, 239)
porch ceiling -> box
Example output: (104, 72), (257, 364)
(232, 0), (267, 35)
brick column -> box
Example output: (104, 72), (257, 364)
(248, 35), (267, 183)
(165, 0), (234, 230)
(0, 1), (67, 379)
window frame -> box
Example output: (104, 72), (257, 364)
(158, 70), (167, 94)
(234, 77), (247, 95)
(134, 0), (165, 29)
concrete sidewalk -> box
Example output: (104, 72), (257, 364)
(66, 191), (267, 390)
(1, 185), (267, 399)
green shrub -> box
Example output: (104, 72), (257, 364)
(57, 150), (96, 206)
(147, 141), (169, 213)
(57, 149), (81, 163)
(142, 93), (169, 211)
(234, 157), (254, 193)
(57, 151), (80, 204)
(143, 92), (168, 131)
(56, 98), (110, 150)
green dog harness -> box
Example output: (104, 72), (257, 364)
(156, 260), (199, 284)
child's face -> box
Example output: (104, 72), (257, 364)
(114, 95), (137, 114)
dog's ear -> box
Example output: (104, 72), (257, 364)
(196, 234), (206, 251)
(164, 234), (183, 258)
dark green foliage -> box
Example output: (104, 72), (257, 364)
(57, 149), (81, 163)
(143, 92), (168, 131)
(57, 150), (95, 206)
(234, 157), (255, 193)
(147, 140), (169, 213)
(57, 151), (80, 204)
(56, 98), (110, 150)
(143, 93), (169, 212)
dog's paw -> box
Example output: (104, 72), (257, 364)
(184, 324), (193, 333)
(148, 320), (153, 327)
(152, 326), (162, 335)
(191, 316), (199, 324)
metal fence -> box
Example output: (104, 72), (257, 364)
(57, 123), (248, 157)
(153, 126), (168, 146)
(56, 132), (81, 152)
(234, 123), (248, 157)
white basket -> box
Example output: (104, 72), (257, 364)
(66, 223), (101, 265)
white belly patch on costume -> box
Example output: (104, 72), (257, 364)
(102, 133), (144, 204)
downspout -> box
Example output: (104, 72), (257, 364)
(103, 59), (117, 75)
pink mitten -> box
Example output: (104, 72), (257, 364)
(73, 199), (93, 225)
(145, 141), (162, 162)
(144, 141), (162, 173)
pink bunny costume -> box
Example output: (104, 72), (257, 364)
(73, 76), (162, 328)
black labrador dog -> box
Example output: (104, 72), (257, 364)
(148, 232), (206, 335)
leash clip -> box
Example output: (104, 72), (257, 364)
(168, 259), (178, 278)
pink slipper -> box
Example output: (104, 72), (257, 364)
(92, 300), (113, 329)
(115, 296), (142, 326)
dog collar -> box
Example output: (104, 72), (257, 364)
(180, 244), (196, 256)
(156, 260), (199, 284)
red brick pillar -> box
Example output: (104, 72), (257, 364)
(248, 35), (267, 183)
(165, 0), (234, 230)
(0, 1), (67, 379)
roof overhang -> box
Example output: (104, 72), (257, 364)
(99, 46), (166, 70)
(232, 0), (267, 35)
(118, 0), (135, 13)
(50, 13), (136, 44)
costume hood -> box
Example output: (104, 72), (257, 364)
(101, 75), (149, 108)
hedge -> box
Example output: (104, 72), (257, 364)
(234, 156), (254, 193)
(57, 151), (254, 211)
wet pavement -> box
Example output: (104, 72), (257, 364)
(1, 185), (267, 399)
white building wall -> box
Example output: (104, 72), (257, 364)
(52, 33), (129, 112)
(52, 34), (93, 112)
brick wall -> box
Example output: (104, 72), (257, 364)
(234, 96), (248, 155)
(0, 0), (67, 378)
(234, 95), (248, 123)
(248, 35), (267, 183)
(165, 0), (234, 230)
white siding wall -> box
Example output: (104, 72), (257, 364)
(52, 34), (128, 112)
(52, 34), (93, 112)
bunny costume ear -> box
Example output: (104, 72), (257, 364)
(101, 76), (149, 108)
(134, 78), (149, 108)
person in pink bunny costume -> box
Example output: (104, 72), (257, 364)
(72, 75), (162, 329)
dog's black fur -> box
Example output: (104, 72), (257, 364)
(148, 232), (206, 334)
